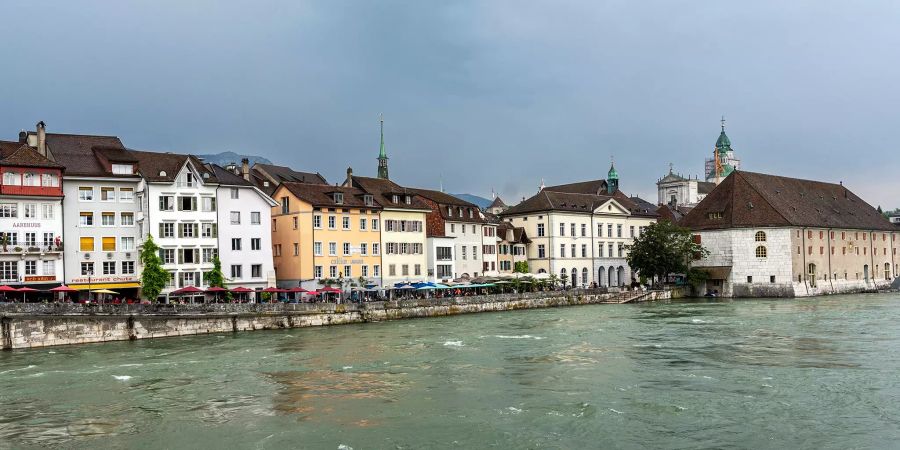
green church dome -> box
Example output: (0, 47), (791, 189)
(715, 130), (731, 151)
(607, 163), (618, 180)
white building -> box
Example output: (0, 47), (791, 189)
(209, 160), (277, 291)
(132, 151), (221, 299)
(656, 167), (715, 208)
(410, 188), (487, 280)
(0, 134), (65, 294)
(30, 129), (145, 298)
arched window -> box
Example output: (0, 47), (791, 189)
(755, 231), (766, 242)
(582, 268), (588, 286)
(755, 246), (767, 258)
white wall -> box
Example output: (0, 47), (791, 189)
(216, 184), (275, 289)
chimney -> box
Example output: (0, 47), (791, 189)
(18, 130), (26, 143)
(36, 121), (47, 156)
(241, 158), (250, 181)
(346, 167), (353, 186)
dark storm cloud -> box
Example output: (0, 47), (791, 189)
(2, 1), (899, 207)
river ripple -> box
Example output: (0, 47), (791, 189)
(2, 293), (900, 449)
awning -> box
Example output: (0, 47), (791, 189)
(70, 282), (141, 290)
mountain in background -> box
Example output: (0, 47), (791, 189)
(452, 193), (492, 209)
(196, 151), (272, 166)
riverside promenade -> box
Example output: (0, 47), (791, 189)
(0, 289), (670, 350)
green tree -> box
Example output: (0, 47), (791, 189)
(140, 235), (170, 302)
(559, 272), (569, 288)
(207, 255), (225, 288)
(513, 261), (529, 273)
(626, 221), (708, 286)
(547, 273), (559, 289)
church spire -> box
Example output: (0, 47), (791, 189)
(377, 113), (389, 180)
(606, 156), (619, 194)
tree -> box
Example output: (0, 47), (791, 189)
(207, 255), (225, 288)
(547, 273), (559, 289)
(626, 221), (708, 286)
(140, 235), (170, 302)
(513, 261), (529, 273)
(559, 272), (569, 288)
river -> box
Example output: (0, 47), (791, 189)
(2, 293), (900, 449)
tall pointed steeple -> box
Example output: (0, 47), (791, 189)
(606, 156), (619, 194)
(377, 113), (389, 180)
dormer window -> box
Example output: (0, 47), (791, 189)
(185, 173), (194, 187)
(111, 164), (133, 175)
(447, 206), (452, 216)
(458, 207), (463, 217)
(707, 211), (724, 220)
(392, 194), (399, 203)
(364, 195), (374, 206)
(468, 209), (473, 218)
(334, 192), (344, 205)
(405, 195), (411, 205)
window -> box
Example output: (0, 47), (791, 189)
(364, 195), (374, 206)
(161, 249), (175, 264)
(231, 265), (242, 278)
(372, 243), (380, 255)
(79, 187), (94, 201)
(159, 196), (174, 211)
(24, 232), (36, 247)
(179, 223), (198, 238)
(707, 211), (724, 220)
(42, 232), (54, 247)
(560, 223), (565, 236)
(251, 212), (261, 225)
(607, 224), (613, 236)
(402, 264), (409, 276)
(537, 223), (545, 237)
(42, 260), (55, 276)
(342, 216), (350, 230)
(389, 264), (397, 276)
(755, 231), (767, 242)
(617, 224), (622, 237)
(252, 264), (262, 278)
(23, 204), (36, 218)
(343, 242), (351, 256)
(334, 192), (344, 204)
(755, 246), (767, 258)
(80, 262), (93, 276)
(571, 224), (575, 236)
(80, 237), (95, 251)
(373, 265), (380, 277)
(314, 266), (323, 278)
(360, 218), (367, 230)
(201, 223), (217, 238)
(291, 243), (298, 256)
(24, 260), (36, 276)
(0, 203), (17, 218)
(121, 212), (134, 226)
(581, 244), (587, 258)
(232, 238), (242, 251)
(101, 187), (115, 201)
(770, 275), (776, 283)
(178, 196), (197, 211)
(103, 261), (116, 275)
(437, 265), (452, 278)
(328, 216), (336, 229)
(314, 242), (322, 256)
(230, 211), (241, 225)
(747, 276), (753, 283)
(581, 224), (587, 237)
(461, 246), (467, 260)
(344, 265), (352, 277)
(79, 212), (94, 226)
(292, 217), (298, 230)
(251, 238), (261, 251)
(472, 245), (478, 259)
(372, 219), (379, 231)
(450, 224), (455, 233)
(201, 197), (216, 212)
(102, 237), (116, 251)
(122, 261), (135, 275)
(314, 215), (322, 228)
(560, 244), (566, 258)
(121, 237), (135, 251)
(360, 243), (368, 255)
(329, 242), (337, 256)
(362, 266), (369, 277)
(231, 188), (239, 199)
(119, 188), (134, 201)
(202, 248), (217, 263)
(41, 204), (53, 219)
(102, 212), (115, 226)
(538, 244), (545, 258)
(330, 266), (338, 278)
(281, 197), (290, 214)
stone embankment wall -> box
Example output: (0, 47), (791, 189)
(1, 289), (670, 350)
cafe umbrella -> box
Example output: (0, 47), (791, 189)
(0, 285), (18, 302)
(16, 286), (38, 302)
(205, 286), (228, 302)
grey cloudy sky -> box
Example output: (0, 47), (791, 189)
(2, 1), (899, 208)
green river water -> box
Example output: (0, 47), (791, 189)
(2, 294), (900, 449)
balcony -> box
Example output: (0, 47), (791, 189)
(0, 244), (64, 257)
(0, 185), (63, 197)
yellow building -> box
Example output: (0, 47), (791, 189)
(343, 171), (431, 287)
(271, 182), (383, 290)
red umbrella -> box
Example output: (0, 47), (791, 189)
(0, 285), (17, 292)
(287, 287), (308, 293)
(205, 287), (228, 293)
(172, 286), (204, 295)
(50, 285), (78, 292)
(17, 286), (37, 303)
(321, 287), (341, 293)
(230, 287), (252, 293)
(261, 287), (282, 293)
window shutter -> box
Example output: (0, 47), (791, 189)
(178, 249), (184, 264)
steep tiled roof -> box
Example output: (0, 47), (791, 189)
(348, 176), (431, 211)
(253, 163), (327, 186)
(407, 188), (477, 207)
(501, 190), (609, 216)
(207, 164), (253, 187)
(616, 192), (659, 218)
(408, 187), (483, 223)
(697, 181), (716, 195)
(497, 221), (531, 244)
(681, 171), (896, 231)
(543, 179), (608, 195)
(488, 196), (507, 208)
(279, 181), (381, 209)
(0, 141), (63, 168)
(39, 133), (130, 176)
(129, 150), (215, 183)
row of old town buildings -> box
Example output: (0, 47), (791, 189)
(0, 119), (896, 300)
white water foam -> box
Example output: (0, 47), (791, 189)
(338, 445), (354, 450)
(609, 408), (624, 414)
(0, 364), (36, 374)
(113, 375), (133, 381)
(506, 407), (523, 414)
(692, 319), (707, 323)
(443, 340), (464, 347)
(342, 366), (353, 370)
(493, 335), (545, 340)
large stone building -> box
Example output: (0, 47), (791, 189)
(681, 170), (899, 297)
(500, 163), (658, 287)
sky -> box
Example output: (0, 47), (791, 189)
(2, 1), (899, 209)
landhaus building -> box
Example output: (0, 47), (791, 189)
(681, 170), (900, 297)
(0, 130), (64, 290)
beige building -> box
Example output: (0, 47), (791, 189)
(343, 170), (431, 287)
(682, 171), (899, 297)
(496, 221), (530, 273)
